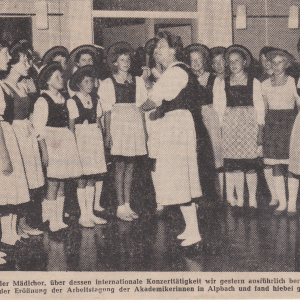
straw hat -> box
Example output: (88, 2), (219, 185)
(184, 43), (211, 63)
(41, 46), (69, 66)
(37, 62), (62, 90)
(266, 48), (295, 65)
(225, 44), (253, 68)
(69, 65), (97, 92)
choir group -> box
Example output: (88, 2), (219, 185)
(1, 30), (300, 265)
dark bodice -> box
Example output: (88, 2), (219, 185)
(1, 86), (14, 124)
(72, 95), (97, 124)
(4, 83), (34, 120)
(224, 75), (254, 107)
(40, 93), (69, 128)
(111, 76), (136, 104)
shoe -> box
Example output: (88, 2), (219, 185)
(156, 204), (164, 212)
(177, 231), (188, 240)
(116, 206), (133, 221)
(94, 206), (105, 212)
(89, 214), (107, 225)
(78, 217), (95, 228)
(21, 227), (43, 236)
(181, 236), (202, 247)
(0, 251), (7, 258)
(125, 205), (139, 219)
(0, 258), (6, 265)
(269, 199), (279, 206)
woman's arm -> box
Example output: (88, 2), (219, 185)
(38, 138), (49, 168)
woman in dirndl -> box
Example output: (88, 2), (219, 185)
(142, 31), (202, 247)
(184, 44), (226, 199)
(262, 49), (300, 216)
(0, 40), (31, 254)
(32, 62), (83, 232)
(2, 42), (45, 237)
(67, 65), (107, 227)
(99, 42), (148, 221)
(223, 45), (265, 212)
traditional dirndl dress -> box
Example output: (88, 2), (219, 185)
(4, 84), (44, 189)
(223, 76), (259, 171)
(40, 93), (83, 179)
(110, 77), (147, 157)
(262, 76), (299, 166)
(71, 95), (107, 175)
(149, 62), (202, 206)
(0, 85), (30, 205)
(200, 74), (224, 169)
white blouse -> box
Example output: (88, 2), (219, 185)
(32, 90), (66, 138)
(262, 76), (300, 110)
(149, 61), (189, 106)
(98, 76), (148, 112)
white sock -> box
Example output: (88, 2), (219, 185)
(218, 172), (224, 197)
(264, 167), (278, 201)
(288, 177), (299, 212)
(85, 186), (95, 216)
(274, 176), (287, 211)
(77, 188), (87, 219)
(225, 172), (235, 204)
(94, 181), (104, 210)
(246, 172), (257, 208)
(234, 172), (244, 207)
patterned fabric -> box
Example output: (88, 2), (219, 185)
(223, 106), (258, 159)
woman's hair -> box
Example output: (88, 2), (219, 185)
(0, 40), (9, 51)
(74, 70), (95, 92)
(110, 48), (132, 74)
(74, 49), (95, 64)
(228, 49), (247, 62)
(156, 31), (183, 61)
(38, 63), (62, 90)
(9, 42), (32, 66)
(259, 46), (277, 62)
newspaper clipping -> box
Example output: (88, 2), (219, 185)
(0, 0), (300, 299)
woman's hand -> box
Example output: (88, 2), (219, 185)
(41, 149), (49, 168)
(1, 157), (13, 176)
(141, 66), (151, 81)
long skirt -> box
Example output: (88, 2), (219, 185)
(0, 121), (30, 205)
(289, 112), (300, 174)
(75, 123), (107, 175)
(264, 109), (296, 165)
(110, 103), (147, 157)
(12, 119), (44, 189)
(154, 110), (202, 206)
(45, 126), (83, 179)
(201, 104), (223, 169)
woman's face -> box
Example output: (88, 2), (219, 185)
(190, 51), (205, 73)
(78, 53), (93, 68)
(212, 54), (226, 75)
(114, 54), (131, 73)
(228, 52), (246, 74)
(78, 76), (94, 94)
(155, 38), (174, 66)
(0, 47), (11, 71)
(271, 55), (288, 76)
(13, 53), (31, 77)
(260, 54), (272, 74)
(47, 70), (64, 91)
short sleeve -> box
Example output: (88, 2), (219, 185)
(97, 99), (103, 117)
(98, 78), (116, 112)
(253, 78), (265, 125)
(67, 99), (79, 120)
(149, 66), (188, 106)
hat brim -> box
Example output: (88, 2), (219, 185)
(69, 45), (98, 67)
(69, 65), (97, 92)
(107, 42), (133, 71)
(266, 49), (295, 64)
(37, 62), (63, 90)
(210, 46), (226, 57)
(41, 46), (69, 66)
(225, 45), (252, 68)
(184, 44), (210, 60)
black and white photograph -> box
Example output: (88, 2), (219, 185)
(1, 0), (300, 299)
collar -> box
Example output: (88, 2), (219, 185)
(43, 90), (65, 104)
